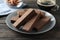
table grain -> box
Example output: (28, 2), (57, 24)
(0, 0), (60, 40)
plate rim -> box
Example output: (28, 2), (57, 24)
(5, 9), (56, 34)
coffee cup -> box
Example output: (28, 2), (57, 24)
(37, 0), (59, 11)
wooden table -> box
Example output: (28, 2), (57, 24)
(0, 0), (60, 40)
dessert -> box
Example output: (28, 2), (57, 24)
(35, 9), (45, 17)
(11, 15), (19, 23)
(34, 17), (51, 31)
(13, 9), (37, 28)
(10, 9), (51, 32)
(11, 9), (27, 23)
(22, 13), (41, 32)
(17, 9), (27, 16)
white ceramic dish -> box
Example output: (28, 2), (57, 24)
(4, 0), (23, 8)
(5, 9), (56, 34)
(0, 0), (23, 16)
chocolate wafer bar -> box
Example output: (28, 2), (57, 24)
(34, 16), (51, 31)
(11, 15), (19, 23)
(35, 9), (45, 17)
(13, 9), (37, 28)
(22, 13), (41, 32)
(17, 9), (27, 16)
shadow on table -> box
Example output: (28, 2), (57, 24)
(0, 15), (8, 18)
(12, 26), (57, 39)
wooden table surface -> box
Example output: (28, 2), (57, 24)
(0, 0), (60, 40)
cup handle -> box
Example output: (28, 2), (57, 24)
(51, 4), (59, 11)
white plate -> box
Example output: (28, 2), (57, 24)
(0, 0), (23, 16)
(5, 9), (56, 34)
